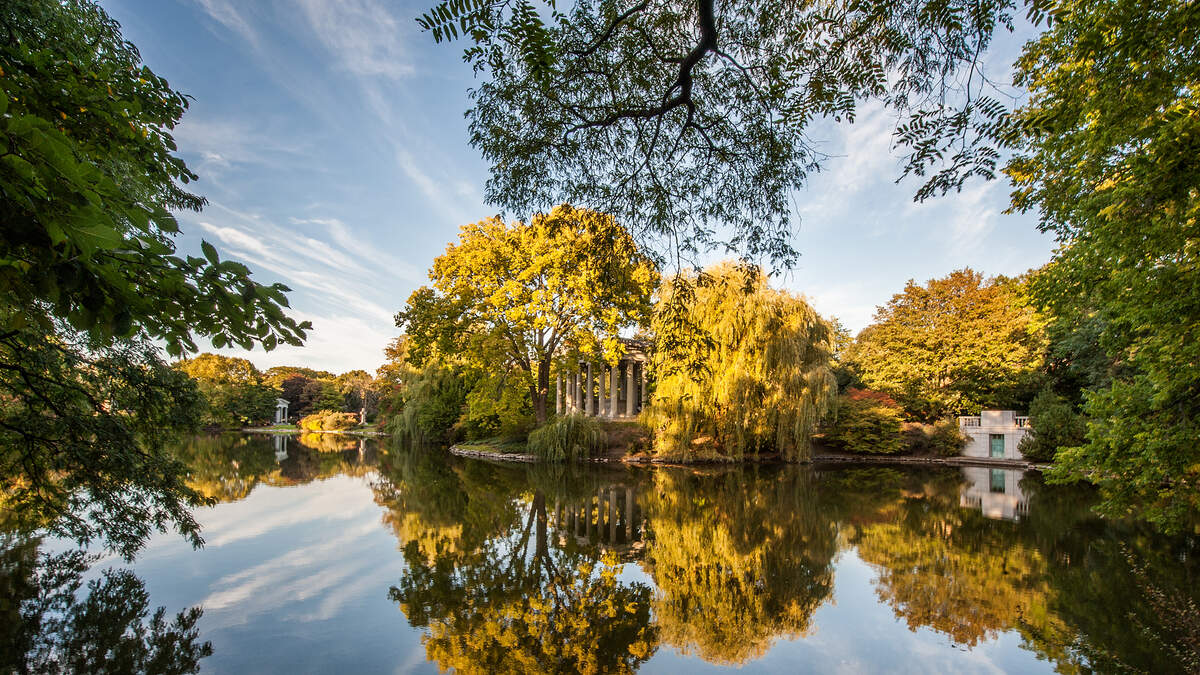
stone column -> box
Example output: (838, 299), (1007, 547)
(639, 362), (647, 410)
(575, 369), (583, 413)
(609, 364), (619, 418)
(556, 373), (563, 414)
(625, 361), (635, 417)
(585, 363), (594, 415)
(599, 365), (609, 417)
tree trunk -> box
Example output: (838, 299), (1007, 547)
(533, 358), (551, 425)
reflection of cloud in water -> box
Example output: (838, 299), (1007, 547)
(200, 475), (378, 548)
(203, 520), (378, 613)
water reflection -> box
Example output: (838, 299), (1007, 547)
(371, 451), (1199, 673)
(0, 535), (212, 674)
(173, 433), (378, 502)
(26, 434), (1191, 673)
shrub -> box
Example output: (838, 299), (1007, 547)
(928, 419), (968, 456)
(527, 414), (606, 461)
(299, 410), (359, 431)
(1018, 389), (1086, 462)
(826, 388), (905, 454)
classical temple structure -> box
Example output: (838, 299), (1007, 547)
(556, 339), (649, 418)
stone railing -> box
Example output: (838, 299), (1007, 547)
(1014, 416), (1030, 428)
(958, 416), (981, 427)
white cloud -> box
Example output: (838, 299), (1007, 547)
(191, 0), (260, 46)
(296, 0), (414, 79)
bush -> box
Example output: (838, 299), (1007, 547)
(527, 414), (606, 461)
(901, 419), (968, 456)
(826, 389), (905, 454)
(928, 419), (968, 456)
(1018, 389), (1086, 462)
(299, 410), (359, 431)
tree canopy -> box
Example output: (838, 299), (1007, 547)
(845, 269), (1044, 421)
(418, 0), (1023, 266)
(397, 204), (657, 424)
(645, 263), (835, 460)
(1002, 0), (1200, 530)
(0, 0), (306, 556)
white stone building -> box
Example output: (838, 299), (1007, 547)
(957, 410), (1030, 460)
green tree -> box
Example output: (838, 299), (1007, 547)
(1003, 0), (1200, 529)
(176, 353), (280, 427)
(645, 263), (835, 461)
(825, 388), (905, 455)
(416, 0), (1019, 266)
(846, 269), (1045, 421)
(397, 204), (657, 425)
(0, 0), (306, 556)
(336, 369), (380, 419)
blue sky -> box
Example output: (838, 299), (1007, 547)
(103, 0), (1055, 374)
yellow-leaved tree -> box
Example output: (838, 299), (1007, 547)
(645, 263), (836, 461)
(397, 205), (657, 425)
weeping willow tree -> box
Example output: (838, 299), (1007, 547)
(644, 263), (836, 461)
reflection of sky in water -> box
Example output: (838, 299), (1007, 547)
(78, 468), (1064, 673)
(93, 475), (439, 674)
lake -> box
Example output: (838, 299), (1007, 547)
(13, 433), (1199, 673)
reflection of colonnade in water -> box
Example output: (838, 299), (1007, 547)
(550, 485), (646, 558)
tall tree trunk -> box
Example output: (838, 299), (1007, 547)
(533, 358), (551, 425)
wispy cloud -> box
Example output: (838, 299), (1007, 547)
(191, 0), (260, 47)
(296, 0), (415, 80)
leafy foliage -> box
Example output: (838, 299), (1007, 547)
(0, 328), (209, 559)
(0, 536), (212, 674)
(644, 263), (835, 461)
(527, 414), (606, 461)
(1017, 390), (1085, 463)
(0, 0), (309, 356)
(298, 410), (360, 432)
(0, 0), (305, 555)
(176, 353), (280, 427)
(825, 389), (905, 455)
(397, 204), (656, 425)
(419, 0), (1023, 267)
(1002, 0), (1200, 529)
(846, 269), (1045, 421)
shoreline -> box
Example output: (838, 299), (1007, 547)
(242, 427), (387, 437)
(448, 444), (1041, 470)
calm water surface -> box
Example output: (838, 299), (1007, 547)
(21, 433), (1200, 673)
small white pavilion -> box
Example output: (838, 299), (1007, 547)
(556, 339), (649, 419)
(274, 398), (290, 424)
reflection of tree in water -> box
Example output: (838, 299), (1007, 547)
(376, 449), (657, 674)
(839, 467), (1200, 673)
(170, 433), (380, 504)
(373, 446), (1200, 673)
(172, 434), (279, 503)
(0, 535), (212, 674)
(641, 467), (838, 665)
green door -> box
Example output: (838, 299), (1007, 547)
(989, 434), (1005, 458)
